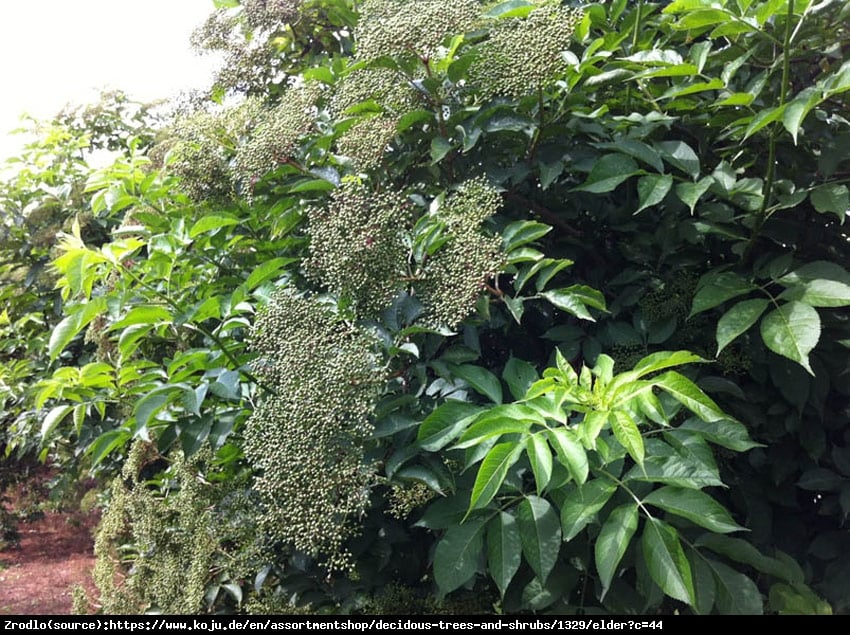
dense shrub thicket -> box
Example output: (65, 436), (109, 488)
(1, 0), (849, 615)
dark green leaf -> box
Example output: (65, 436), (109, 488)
(657, 140), (700, 179)
(561, 479), (618, 541)
(502, 357), (538, 400)
(487, 512), (522, 597)
(434, 517), (487, 595)
(547, 428), (589, 484)
(451, 364), (503, 404)
(690, 271), (755, 317)
(708, 559), (764, 615)
(418, 401), (483, 451)
(716, 298), (770, 354)
(678, 418), (763, 452)
(517, 496), (561, 582)
(573, 154), (640, 193)
(526, 433), (553, 495)
(468, 442), (523, 511)
(643, 486), (744, 533)
(595, 504), (639, 597)
(810, 184), (848, 223)
(641, 518), (696, 606)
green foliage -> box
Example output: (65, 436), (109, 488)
(2, 0), (848, 616)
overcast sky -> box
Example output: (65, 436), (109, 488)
(0, 0), (219, 160)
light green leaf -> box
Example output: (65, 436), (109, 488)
(468, 442), (523, 511)
(674, 8), (734, 29)
(547, 428), (589, 484)
(430, 137), (453, 164)
(635, 174), (674, 214)
(780, 278), (850, 308)
(453, 411), (535, 450)
(653, 371), (727, 422)
(675, 176), (713, 213)
(418, 401), (484, 451)
(517, 496), (561, 582)
(641, 518), (696, 606)
(759, 301), (820, 374)
(526, 434), (553, 495)
(434, 517), (487, 595)
(48, 297), (107, 361)
(609, 410), (644, 466)
(188, 214), (240, 238)
(643, 486), (744, 533)
(246, 257), (296, 290)
(744, 104), (786, 140)
(41, 405), (73, 440)
(501, 220), (552, 252)
(716, 298), (770, 354)
(690, 271), (755, 317)
(810, 184), (848, 223)
(657, 140), (700, 179)
(579, 411), (609, 447)
(541, 289), (596, 321)
(595, 504), (639, 597)
(573, 154), (640, 193)
(487, 512), (522, 598)
(561, 479), (618, 541)
(632, 350), (707, 379)
(708, 560), (764, 615)
(502, 357), (538, 401)
(783, 87), (821, 144)
(451, 364), (503, 404)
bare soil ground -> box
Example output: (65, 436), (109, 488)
(0, 466), (98, 615)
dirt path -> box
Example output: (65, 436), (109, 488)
(0, 469), (98, 615)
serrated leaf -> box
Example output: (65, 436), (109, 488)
(561, 479), (618, 541)
(517, 496), (561, 582)
(716, 298), (770, 354)
(635, 174), (674, 214)
(643, 486), (744, 533)
(759, 301), (820, 374)
(632, 350), (706, 378)
(596, 504), (639, 597)
(547, 428), (589, 484)
(573, 154), (640, 193)
(526, 434), (553, 495)
(678, 418), (763, 452)
(451, 364), (503, 404)
(578, 411), (609, 447)
(610, 410), (645, 466)
(487, 512), (522, 597)
(468, 442), (523, 512)
(434, 517), (487, 595)
(708, 559), (763, 615)
(641, 518), (696, 606)
(48, 297), (106, 360)
(453, 410), (535, 450)
(690, 271), (755, 317)
(653, 371), (727, 422)
(418, 401), (483, 451)
(696, 534), (797, 584)
(691, 555), (717, 615)
(744, 104), (786, 140)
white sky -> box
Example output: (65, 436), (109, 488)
(0, 0), (220, 161)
